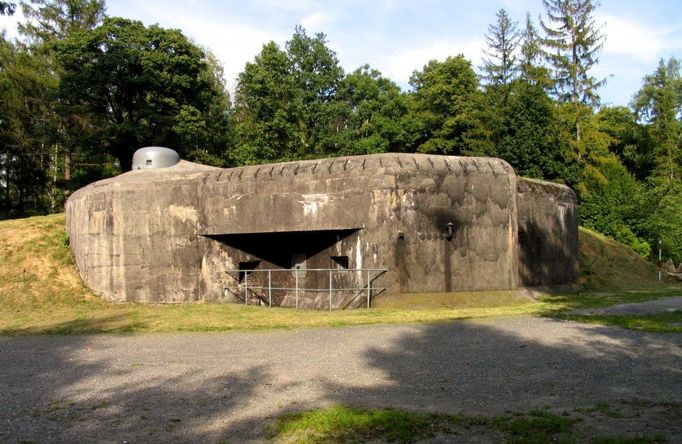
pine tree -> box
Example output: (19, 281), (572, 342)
(519, 13), (552, 89)
(632, 58), (682, 183)
(540, 0), (606, 141)
(18, 0), (106, 44)
(17, 0), (107, 192)
(481, 9), (520, 88)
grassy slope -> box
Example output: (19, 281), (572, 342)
(0, 214), (678, 335)
(578, 226), (666, 291)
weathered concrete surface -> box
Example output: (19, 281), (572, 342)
(66, 153), (577, 305)
(517, 178), (578, 287)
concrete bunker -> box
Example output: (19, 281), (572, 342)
(65, 149), (578, 308)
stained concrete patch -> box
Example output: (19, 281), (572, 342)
(572, 296), (682, 316)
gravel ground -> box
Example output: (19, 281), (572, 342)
(1, 316), (681, 442)
(573, 295), (682, 315)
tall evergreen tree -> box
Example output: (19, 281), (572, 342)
(18, 0), (106, 44)
(519, 13), (552, 89)
(540, 0), (606, 142)
(0, 36), (56, 216)
(631, 57), (682, 183)
(481, 9), (520, 89)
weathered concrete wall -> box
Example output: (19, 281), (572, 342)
(66, 153), (575, 306)
(66, 161), (219, 302)
(516, 178), (578, 287)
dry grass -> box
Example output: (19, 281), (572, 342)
(579, 227), (665, 291)
(0, 214), (678, 335)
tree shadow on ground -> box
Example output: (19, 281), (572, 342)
(319, 319), (682, 415)
(1, 316), (680, 441)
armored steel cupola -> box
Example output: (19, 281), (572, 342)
(132, 146), (180, 170)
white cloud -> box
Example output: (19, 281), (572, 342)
(132, 10), (289, 95)
(300, 11), (335, 31)
(0, 10), (23, 39)
(187, 21), (286, 89)
(378, 38), (485, 87)
(601, 14), (672, 63)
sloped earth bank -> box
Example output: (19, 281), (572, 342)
(1, 317), (680, 442)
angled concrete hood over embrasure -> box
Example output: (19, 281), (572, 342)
(65, 153), (578, 306)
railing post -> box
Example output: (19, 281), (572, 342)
(244, 272), (248, 305)
(268, 270), (272, 307)
(367, 269), (371, 309)
(329, 269), (333, 311)
(295, 271), (299, 309)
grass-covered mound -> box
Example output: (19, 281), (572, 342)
(0, 214), (678, 335)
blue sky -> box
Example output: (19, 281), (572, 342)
(2, 0), (681, 106)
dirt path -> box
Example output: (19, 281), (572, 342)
(1, 316), (681, 442)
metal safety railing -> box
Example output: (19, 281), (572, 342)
(224, 268), (388, 310)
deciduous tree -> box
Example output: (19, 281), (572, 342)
(56, 17), (231, 171)
(408, 56), (490, 156)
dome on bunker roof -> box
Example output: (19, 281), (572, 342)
(132, 146), (180, 170)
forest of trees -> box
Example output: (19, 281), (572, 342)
(1, 0), (681, 261)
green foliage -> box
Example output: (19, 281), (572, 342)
(641, 180), (682, 262)
(408, 55), (491, 156)
(631, 58), (682, 183)
(232, 26), (345, 164)
(232, 41), (297, 165)
(580, 157), (651, 256)
(540, 0), (606, 107)
(481, 9), (520, 88)
(494, 80), (567, 180)
(18, 0), (106, 44)
(332, 65), (410, 155)
(0, 35), (59, 217)
(520, 13), (553, 90)
(541, 0), (606, 148)
(55, 17), (231, 171)
(595, 106), (654, 180)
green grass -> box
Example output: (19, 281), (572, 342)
(555, 311), (682, 333)
(271, 405), (679, 444)
(272, 406), (439, 443)
(270, 406), (576, 443)
(1, 214), (680, 335)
